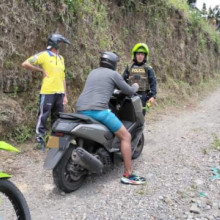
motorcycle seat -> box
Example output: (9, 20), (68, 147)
(121, 120), (133, 129)
(59, 113), (101, 125)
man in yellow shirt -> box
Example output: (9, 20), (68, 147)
(22, 33), (71, 150)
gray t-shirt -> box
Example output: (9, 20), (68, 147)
(76, 67), (138, 111)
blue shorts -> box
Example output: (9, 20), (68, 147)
(78, 109), (122, 133)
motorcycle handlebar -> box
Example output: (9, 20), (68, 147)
(113, 89), (139, 98)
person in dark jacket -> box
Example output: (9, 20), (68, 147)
(122, 43), (157, 115)
(76, 51), (146, 185)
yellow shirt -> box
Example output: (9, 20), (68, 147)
(26, 50), (65, 94)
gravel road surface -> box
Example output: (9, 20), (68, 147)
(2, 88), (220, 220)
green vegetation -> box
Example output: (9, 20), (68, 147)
(12, 125), (34, 144)
(202, 148), (208, 155)
(211, 134), (220, 151)
(0, 0), (219, 142)
(167, 0), (220, 45)
(167, 0), (190, 12)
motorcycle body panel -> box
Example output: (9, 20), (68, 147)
(0, 172), (11, 178)
(0, 141), (20, 152)
(71, 124), (113, 146)
(44, 135), (71, 170)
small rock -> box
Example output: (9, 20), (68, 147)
(43, 184), (54, 191)
(186, 214), (193, 220)
(194, 179), (204, 185)
(204, 205), (211, 210)
(189, 192), (196, 198)
(60, 192), (66, 196)
(5, 158), (14, 164)
(213, 202), (219, 210)
(159, 196), (164, 200)
(205, 199), (213, 206)
(164, 195), (174, 206)
(191, 198), (198, 203)
(16, 183), (28, 193)
(183, 214), (188, 219)
(190, 204), (201, 214)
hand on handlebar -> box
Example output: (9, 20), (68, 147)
(113, 89), (121, 95)
(132, 83), (139, 91)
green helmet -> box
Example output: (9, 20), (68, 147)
(131, 43), (149, 62)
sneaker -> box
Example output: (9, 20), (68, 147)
(35, 136), (45, 151)
(121, 173), (146, 185)
(36, 142), (45, 151)
(36, 135), (44, 143)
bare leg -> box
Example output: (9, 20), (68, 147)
(115, 125), (132, 175)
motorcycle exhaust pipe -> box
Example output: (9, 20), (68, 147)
(71, 147), (103, 174)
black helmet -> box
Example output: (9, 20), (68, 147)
(47, 33), (71, 50)
(100, 51), (119, 70)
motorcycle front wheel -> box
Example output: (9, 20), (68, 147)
(0, 179), (31, 220)
(53, 146), (87, 193)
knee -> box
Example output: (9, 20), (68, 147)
(123, 130), (131, 142)
(115, 126), (131, 142)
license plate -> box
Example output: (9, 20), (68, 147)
(46, 136), (59, 148)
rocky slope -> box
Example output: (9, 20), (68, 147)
(0, 0), (219, 141)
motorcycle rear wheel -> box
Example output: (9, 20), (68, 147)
(132, 133), (144, 159)
(0, 179), (31, 220)
(53, 146), (87, 193)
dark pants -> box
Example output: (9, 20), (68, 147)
(36, 94), (64, 138)
(138, 93), (149, 116)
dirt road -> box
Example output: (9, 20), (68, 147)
(3, 88), (220, 220)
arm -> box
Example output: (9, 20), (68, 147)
(21, 53), (47, 78)
(147, 66), (157, 105)
(122, 65), (130, 83)
(62, 57), (68, 105)
(147, 66), (157, 97)
(114, 72), (139, 96)
(63, 79), (68, 105)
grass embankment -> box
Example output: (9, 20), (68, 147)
(0, 0), (219, 143)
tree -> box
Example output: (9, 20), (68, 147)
(213, 5), (220, 30)
(213, 5), (220, 18)
(201, 3), (208, 18)
(187, 0), (196, 5)
(208, 7), (215, 19)
(202, 3), (207, 12)
(187, 0), (196, 8)
(207, 5), (220, 30)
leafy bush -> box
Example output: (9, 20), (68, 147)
(12, 125), (34, 144)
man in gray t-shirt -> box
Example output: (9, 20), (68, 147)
(76, 67), (137, 111)
(76, 52), (146, 185)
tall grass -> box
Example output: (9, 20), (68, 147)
(167, 0), (220, 45)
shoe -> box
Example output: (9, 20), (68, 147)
(36, 135), (44, 143)
(121, 173), (146, 185)
(36, 142), (45, 151)
(35, 136), (45, 151)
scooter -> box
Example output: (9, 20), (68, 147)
(44, 91), (145, 193)
(0, 141), (31, 220)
